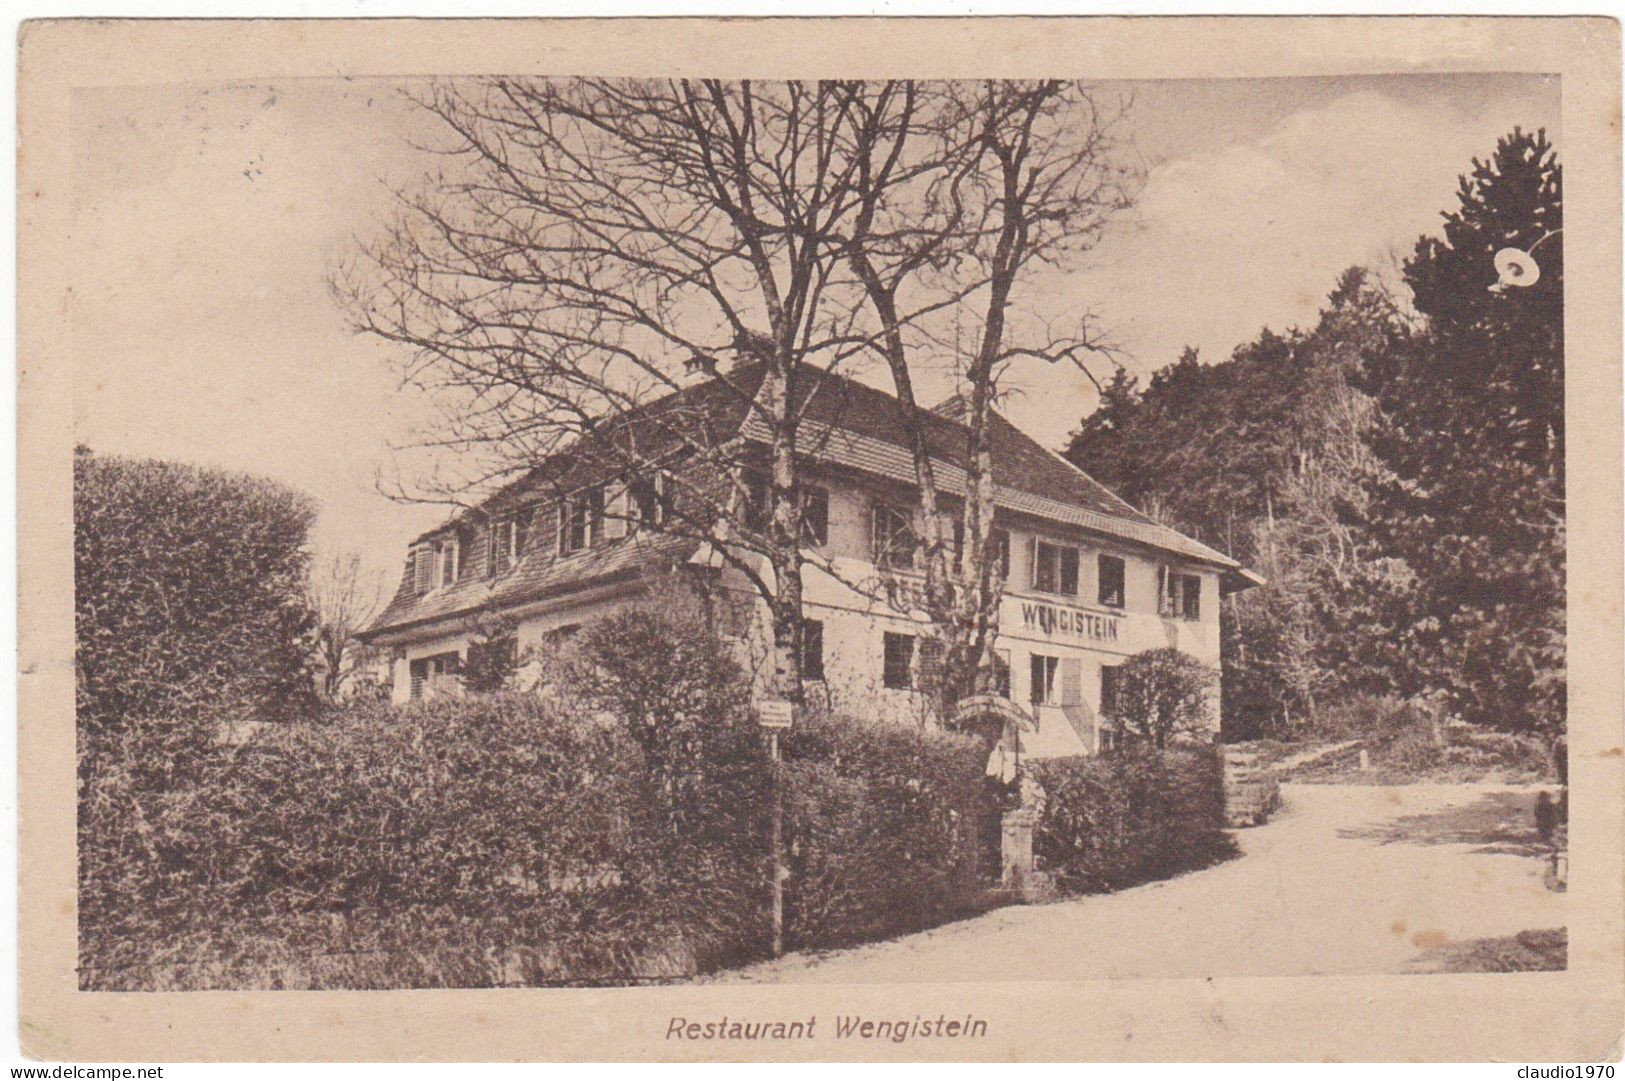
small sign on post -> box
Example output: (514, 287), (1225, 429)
(757, 698), (795, 730)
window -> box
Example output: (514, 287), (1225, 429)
(801, 618), (825, 682)
(1163, 570), (1202, 621)
(409, 652), (461, 700)
(1098, 554), (1126, 609)
(882, 632), (915, 690)
(1033, 541), (1079, 596)
(872, 504), (917, 570)
(918, 638), (944, 693)
(558, 487), (603, 555)
(801, 486), (829, 546)
(513, 509), (530, 557)
(438, 538), (459, 586)
(631, 474), (667, 528)
(1029, 653), (1060, 705)
(1100, 664), (1122, 721)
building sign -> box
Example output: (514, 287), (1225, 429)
(1019, 601), (1122, 644)
(756, 699), (795, 729)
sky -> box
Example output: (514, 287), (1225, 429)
(70, 73), (1561, 596)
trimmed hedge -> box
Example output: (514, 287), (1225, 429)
(1029, 746), (1234, 895)
(781, 711), (998, 950)
(80, 692), (770, 990)
(80, 691), (999, 989)
(74, 451), (317, 724)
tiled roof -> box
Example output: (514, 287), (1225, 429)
(366, 362), (1246, 639)
(365, 530), (702, 641)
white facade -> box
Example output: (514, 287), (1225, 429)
(371, 466), (1225, 759)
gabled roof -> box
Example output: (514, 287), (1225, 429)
(366, 363), (1252, 640)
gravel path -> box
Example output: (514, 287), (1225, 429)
(715, 782), (1565, 983)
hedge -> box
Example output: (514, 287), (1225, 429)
(780, 710), (998, 950)
(1028, 746), (1233, 895)
(80, 692), (1000, 989)
(74, 451), (317, 724)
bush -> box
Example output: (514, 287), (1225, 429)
(780, 710), (999, 950)
(74, 451), (318, 724)
(79, 692), (772, 989)
(80, 586), (1004, 987)
(1109, 648), (1217, 749)
(1029, 746), (1233, 895)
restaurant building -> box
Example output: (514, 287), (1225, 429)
(359, 364), (1259, 757)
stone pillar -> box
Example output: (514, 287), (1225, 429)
(1000, 808), (1036, 888)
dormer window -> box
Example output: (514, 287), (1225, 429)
(558, 487), (603, 556)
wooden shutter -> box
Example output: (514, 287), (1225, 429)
(602, 483), (627, 540)
(1060, 547), (1080, 597)
(1026, 535), (1039, 589)
(412, 547), (432, 594)
(513, 508), (530, 557)
(1060, 656), (1083, 705)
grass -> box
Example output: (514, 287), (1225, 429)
(1404, 928), (1567, 974)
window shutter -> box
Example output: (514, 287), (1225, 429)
(1060, 547), (1080, 597)
(1158, 564), (1171, 616)
(1026, 536), (1039, 589)
(513, 509), (530, 558)
(1060, 656), (1083, 706)
(412, 547), (432, 594)
(602, 483), (628, 540)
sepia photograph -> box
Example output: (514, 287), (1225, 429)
(16, 15), (1623, 1063)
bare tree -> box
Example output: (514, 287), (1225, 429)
(308, 552), (384, 701)
(336, 79), (1132, 707)
(335, 79), (929, 700)
(838, 80), (1136, 711)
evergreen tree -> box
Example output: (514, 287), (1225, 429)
(1358, 128), (1564, 736)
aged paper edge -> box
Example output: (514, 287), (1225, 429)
(17, 15), (1624, 1063)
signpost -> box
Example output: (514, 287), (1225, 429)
(757, 697), (795, 957)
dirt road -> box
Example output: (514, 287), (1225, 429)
(718, 782), (1564, 982)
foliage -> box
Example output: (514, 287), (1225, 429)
(1029, 746), (1233, 894)
(780, 708), (999, 950)
(1108, 648), (1217, 749)
(461, 611), (526, 695)
(1067, 272), (1408, 738)
(79, 691), (773, 990)
(74, 451), (319, 726)
(80, 600), (1002, 989)
(1065, 128), (1566, 741)
(1357, 127), (1565, 737)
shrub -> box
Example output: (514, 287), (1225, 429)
(780, 709), (999, 950)
(74, 451), (318, 724)
(79, 692), (772, 989)
(1109, 648), (1217, 749)
(1029, 746), (1233, 895)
